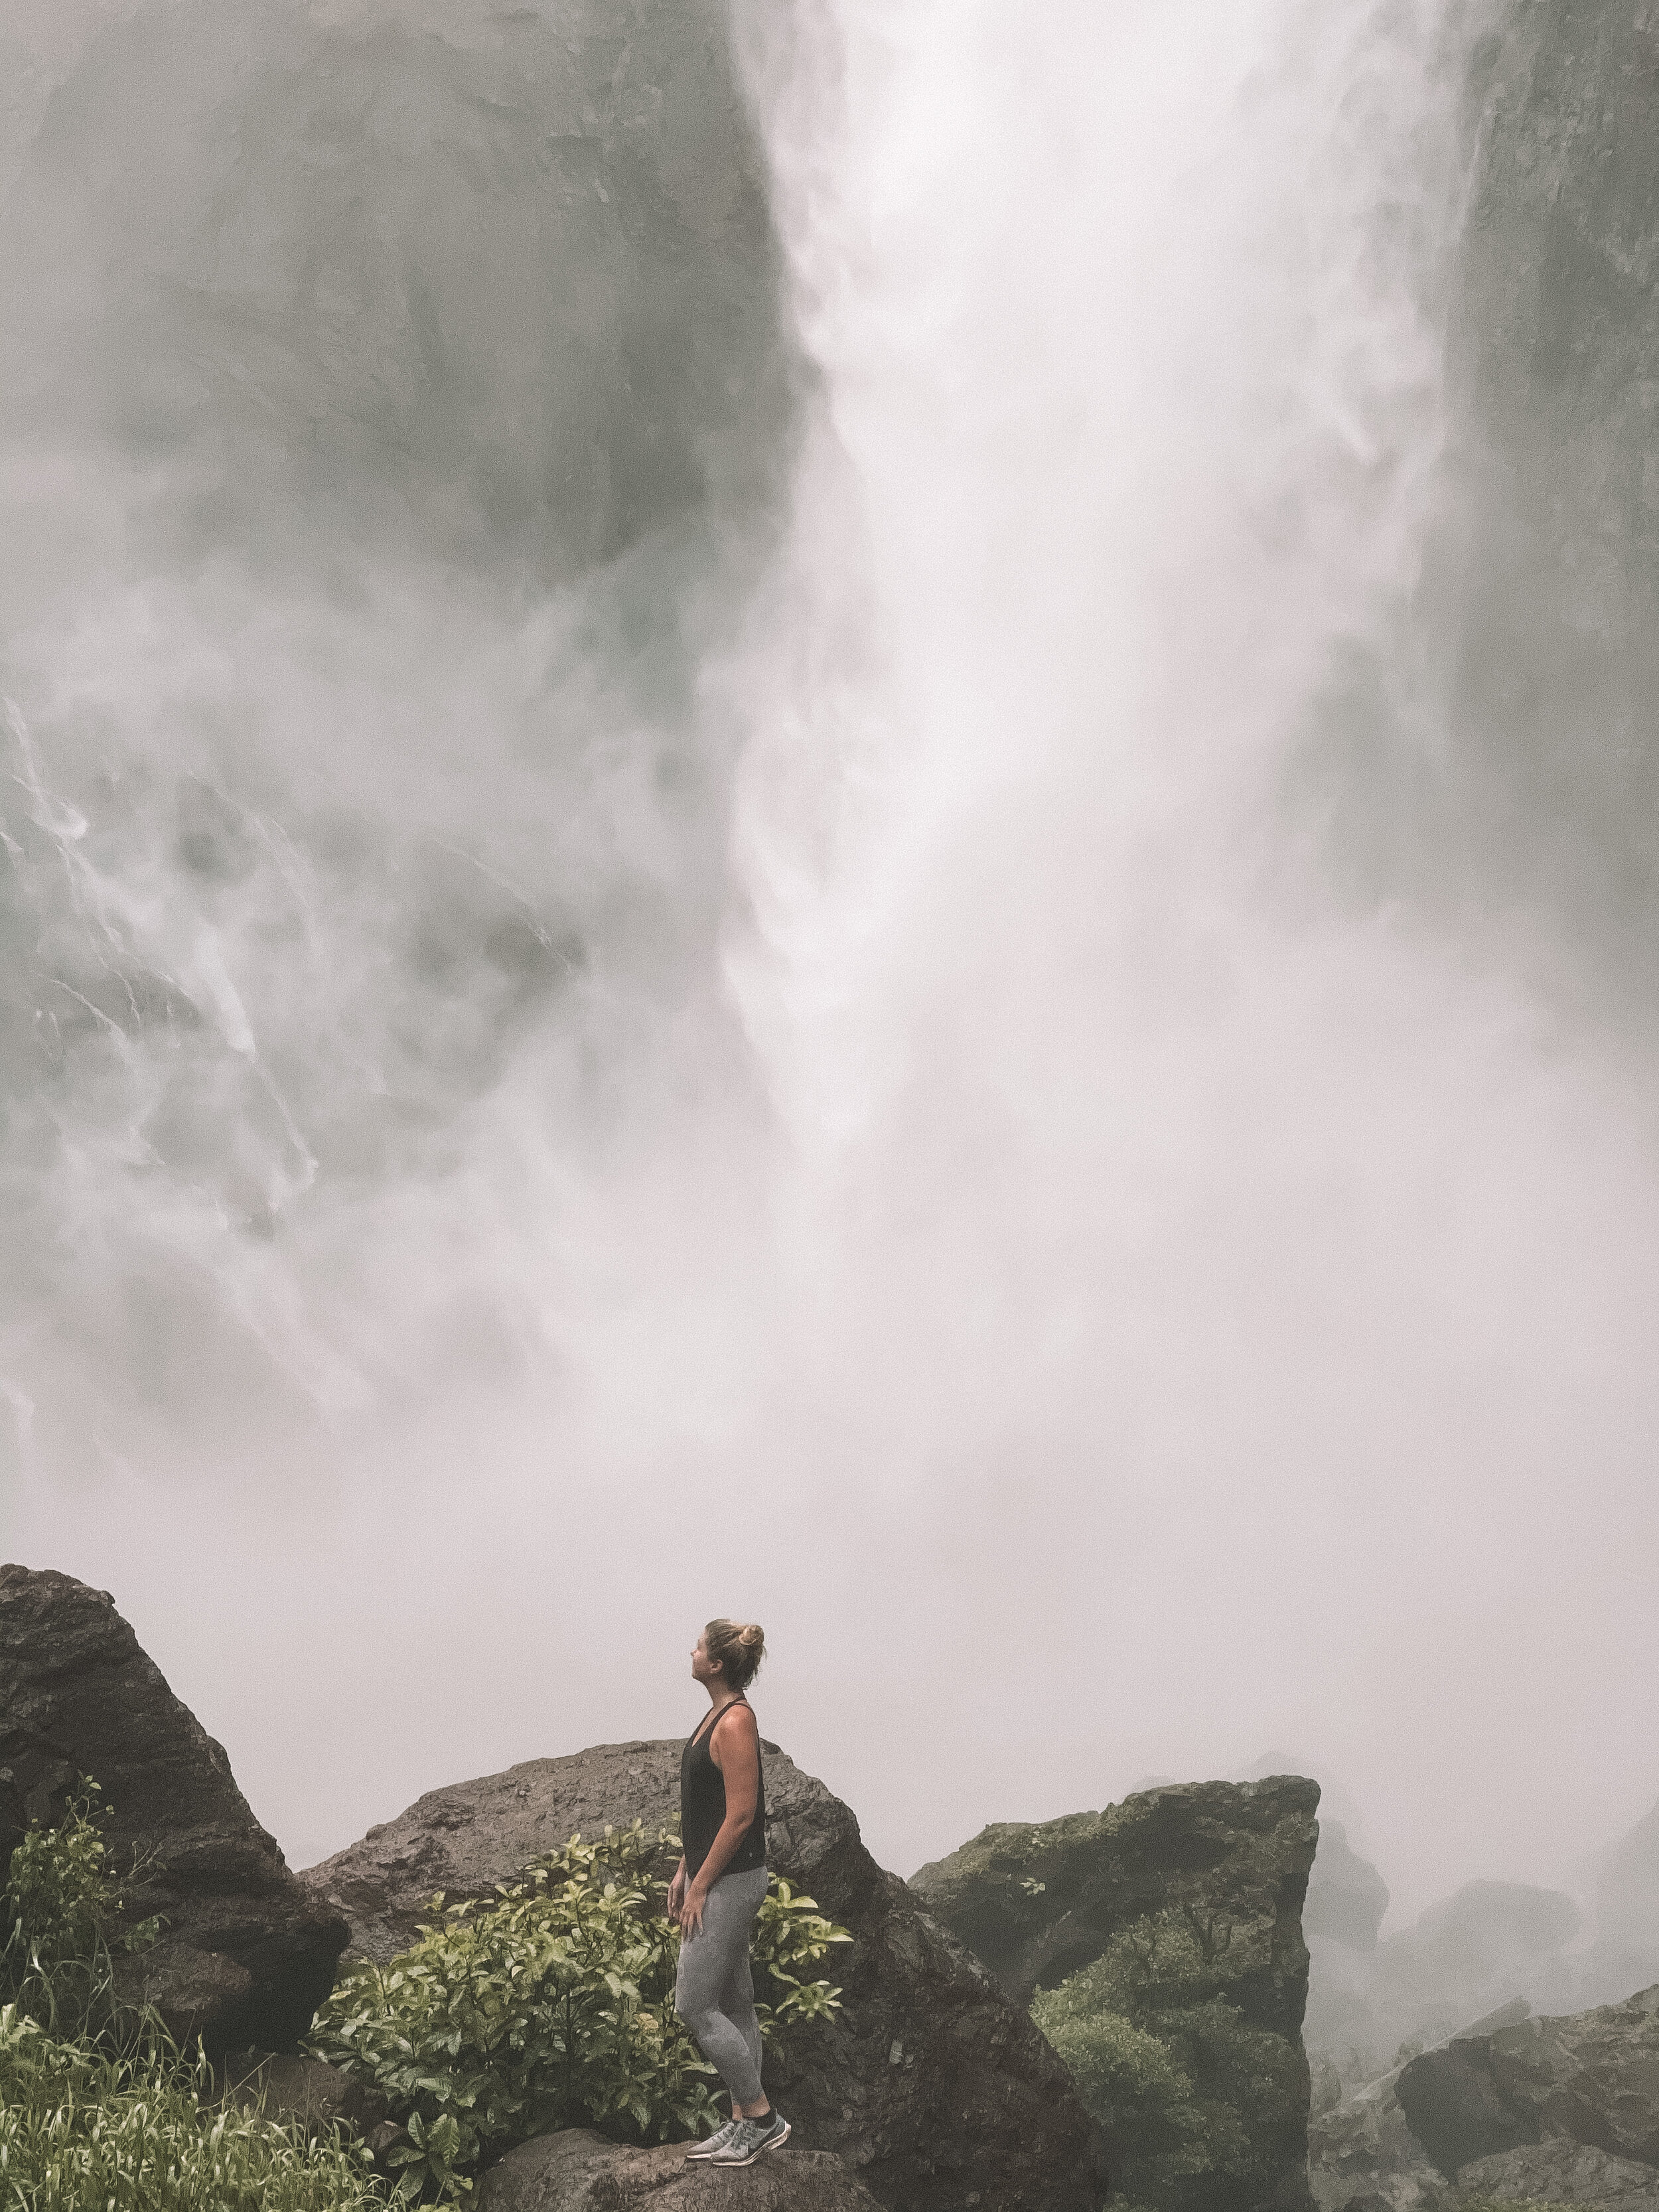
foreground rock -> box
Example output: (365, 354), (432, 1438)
(477, 2130), (883, 2212)
(912, 1777), (1320, 2212)
(1453, 2140), (1659, 2207)
(0, 1565), (347, 2051)
(304, 1740), (1104, 2212)
(1397, 1981), (1659, 2176)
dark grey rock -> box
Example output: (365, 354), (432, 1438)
(303, 1740), (1105, 2212)
(1398, 1982), (1659, 2179)
(1452, 2139), (1659, 2207)
(0, 1564), (348, 2052)
(217, 2049), (391, 2141)
(1395, 2038), (1537, 2177)
(911, 1777), (1319, 2212)
(477, 2130), (883, 2212)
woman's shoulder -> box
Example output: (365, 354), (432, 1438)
(711, 1699), (760, 1751)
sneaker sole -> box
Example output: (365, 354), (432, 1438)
(710, 2119), (791, 2167)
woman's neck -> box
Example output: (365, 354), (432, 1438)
(703, 1683), (743, 1712)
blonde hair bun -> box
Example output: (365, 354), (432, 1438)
(705, 1617), (766, 1689)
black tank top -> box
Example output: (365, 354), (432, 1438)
(680, 1698), (766, 1881)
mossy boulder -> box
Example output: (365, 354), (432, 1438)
(913, 1777), (1319, 2212)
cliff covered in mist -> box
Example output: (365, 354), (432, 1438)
(1450, 0), (1659, 984)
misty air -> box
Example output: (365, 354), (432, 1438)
(1, 3), (1656, 2209)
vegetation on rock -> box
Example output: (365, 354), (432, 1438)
(309, 1821), (851, 2201)
(1031, 1907), (1305, 2212)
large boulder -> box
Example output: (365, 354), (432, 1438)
(0, 1564), (347, 2052)
(476, 2129), (883, 2212)
(1397, 1982), (1659, 2178)
(302, 1740), (1106, 2212)
(911, 1777), (1319, 2212)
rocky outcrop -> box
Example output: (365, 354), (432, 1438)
(303, 1740), (1106, 2212)
(1453, 2140), (1659, 2207)
(476, 2130), (883, 2212)
(911, 1777), (1319, 2212)
(0, 1564), (347, 2052)
(1397, 1981), (1659, 2177)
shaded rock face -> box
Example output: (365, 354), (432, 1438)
(0, 0), (795, 586)
(1446, 0), (1659, 982)
(0, 1564), (347, 2053)
(218, 2050), (392, 2143)
(910, 1777), (1319, 2212)
(303, 1740), (1105, 2212)
(477, 2129), (883, 2211)
(1397, 1981), (1659, 2178)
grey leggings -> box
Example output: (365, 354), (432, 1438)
(674, 1864), (769, 2106)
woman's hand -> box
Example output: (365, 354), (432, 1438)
(680, 1878), (710, 1939)
(667, 1864), (687, 1923)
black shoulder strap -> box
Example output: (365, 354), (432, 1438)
(688, 1696), (749, 1751)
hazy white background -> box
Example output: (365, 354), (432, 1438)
(3, 0), (1656, 1931)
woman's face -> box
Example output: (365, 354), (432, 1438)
(691, 1633), (721, 1686)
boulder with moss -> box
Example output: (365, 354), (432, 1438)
(911, 1777), (1320, 2212)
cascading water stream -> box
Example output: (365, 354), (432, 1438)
(0, 0), (1655, 1909)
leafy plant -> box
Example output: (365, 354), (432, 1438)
(1, 1781), (160, 2039)
(309, 1822), (850, 2201)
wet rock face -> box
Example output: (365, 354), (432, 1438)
(911, 1777), (1320, 2212)
(1397, 1981), (1659, 2178)
(1447, 0), (1659, 977)
(0, 1564), (348, 2053)
(0, 0), (796, 584)
(303, 1739), (1106, 2212)
(476, 2128), (884, 2211)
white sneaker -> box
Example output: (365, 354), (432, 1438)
(709, 2112), (791, 2166)
(685, 2116), (741, 2162)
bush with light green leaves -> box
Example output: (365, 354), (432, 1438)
(1031, 1906), (1301, 2211)
(309, 1822), (851, 2201)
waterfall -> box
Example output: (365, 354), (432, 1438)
(1, 0), (1654, 1906)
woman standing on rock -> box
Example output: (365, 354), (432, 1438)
(670, 1619), (788, 2167)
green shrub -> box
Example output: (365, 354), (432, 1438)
(0, 2004), (389, 2211)
(1031, 1908), (1297, 2210)
(1, 1781), (159, 2038)
(309, 1823), (851, 2202)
